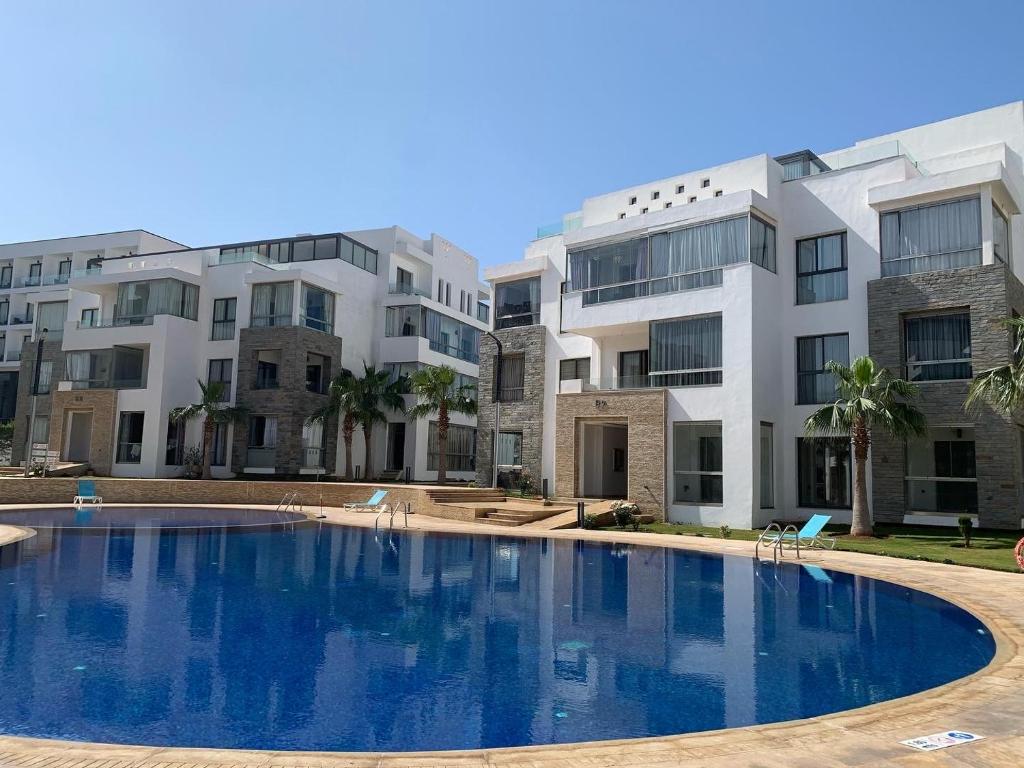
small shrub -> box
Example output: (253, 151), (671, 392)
(719, 525), (732, 539)
(957, 515), (974, 548)
(518, 469), (536, 497)
(610, 500), (640, 531)
(582, 513), (598, 530)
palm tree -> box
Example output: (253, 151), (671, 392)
(965, 316), (1024, 415)
(407, 365), (478, 485)
(310, 367), (358, 480)
(352, 363), (406, 481)
(804, 356), (926, 537)
(170, 380), (247, 480)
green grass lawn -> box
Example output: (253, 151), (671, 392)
(598, 521), (1023, 573)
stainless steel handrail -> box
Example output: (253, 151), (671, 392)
(755, 523), (782, 560)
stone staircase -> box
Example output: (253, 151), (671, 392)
(423, 487), (508, 505)
(478, 500), (574, 527)
(422, 487), (574, 527)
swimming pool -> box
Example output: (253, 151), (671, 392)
(0, 507), (995, 752)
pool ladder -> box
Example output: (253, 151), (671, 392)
(754, 522), (801, 563)
(276, 492), (303, 514)
(375, 501), (411, 532)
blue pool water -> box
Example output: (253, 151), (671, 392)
(0, 508), (995, 752)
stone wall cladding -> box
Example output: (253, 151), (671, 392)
(554, 389), (667, 520)
(0, 478), (467, 521)
(476, 325), (546, 488)
(11, 340), (65, 466)
(867, 263), (1023, 529)
(48, 389), (117, 475)
(235, 326), (343, 475)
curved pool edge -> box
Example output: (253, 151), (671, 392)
(0, 505), (1020, 767)
(0, 524), (36, 549)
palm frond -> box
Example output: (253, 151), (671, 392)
(965, 363), (1024, 414)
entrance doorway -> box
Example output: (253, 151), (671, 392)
(577, 421), (628, 498)
(386, 422), (406, 472)
(65, 411), (93, 463)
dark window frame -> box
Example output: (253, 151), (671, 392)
(796, 231), (848, 305)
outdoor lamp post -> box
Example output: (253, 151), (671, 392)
(484, 331), (502, 490)
(23, 327), (47, 477)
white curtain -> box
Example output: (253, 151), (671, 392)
(36, 301), (67, 334)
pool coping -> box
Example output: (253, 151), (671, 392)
(0, 503), (1021, 767)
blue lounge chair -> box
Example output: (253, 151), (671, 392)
(73, 478), (102, 506)
(343, 489), (388, 511)
(761, 514), (835, 552)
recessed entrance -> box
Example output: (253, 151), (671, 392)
(577, 421), (628, 498)
(64, 411), (93, 463)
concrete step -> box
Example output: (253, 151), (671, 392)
(478, 518), (523, 527)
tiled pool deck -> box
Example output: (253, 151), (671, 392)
(0, 505), (1021, 767)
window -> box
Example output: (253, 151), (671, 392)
(749, 214), (777, 272)
(497, 354), (525, 402)
(427, 422), (477, 472)
(672, 422), (723, 504)
(116, 412), (145, 464)
(880, 196), (982, 277)
(0, 264), (11, 289)
(619, 349), (649, 389)
(629, 196), (637, 205)
(0, 370), (16, 420)
(208, 359), (233, 401)
(36, 301), (67, 335)
(559, 357), (591, 381)
(209, 423), (228, 467)
(993, 204), (1010, 265)
(688, 196), (697, 203)
(65, 347), (144, 389)
(302, 419), (325, 468)
(445, 283), (451, 307)
(314, 237), (337, 260)
(904, 312), (971, 381)
(465, 291), (474, 317)
(797, 437), (851, 508)
(291, 239), (314, 262)
(36, 361), (52, 395)
(0, 299), (7, 324)
(80, 308), (97, 328)
(797, 334), (849, 404)
(760, 423), (774, 509)
(165, 418), (185, 466)
(385, 306), (480, 363)
(496, 431), (523, 467)
(27, 263), (41, 286)
(701, 179), (710, 188)
(255, 349), (281, 389)
(676, 184), (685, 194)
(652, 191), (660, 200)
(713, 190), (723, 198)
(114, 279), (198, 323)
(641, 207), (649, 214)
(649, 314), (722, 386)
(250, 282), (293, 327)
(306, 352), (329, 394)
(211, 297), (236, 340)
(495, 277), (540, 329)
(460, 290), (466, 313)
(618, 213), (626, 220)
(437, 279), (444, 302)
(906, 427), (977, 513)
(797, 232), (847, 304)
(57, 259), (72, 283)
(396, 267), (414, 294)
(477, 301), (490, 324)
(30, 415), (49, 446)
(664, 202), (672, 209)
(300, 284), (334, 333)
(247, 415), (278, 468)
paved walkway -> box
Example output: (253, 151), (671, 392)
(0, 507), (1021, 767)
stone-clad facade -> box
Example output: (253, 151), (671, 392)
(234, 326), (343, 475)
(47, 389), (117, 475)
(867, 263), (1024, 529)
(476, 325), (545, 488)
(10, 339), (65, 466)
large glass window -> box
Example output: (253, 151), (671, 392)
(993, 204), (1010, 265)
(569, 214), (775, 305)
(495, 278), (540, 329)
(619, 350), (649, 389)
(36, 361), (52, 395)
(208, 358), (233, 401)
(904, 312), (971, 381)
(0, 265), (11, 289)
(250, 282), (294, 328)
(246, 415), (277, 468)
(114, 279), (198, 324)
(0, 298), (8, 324)
(209, 423), (228, 467)
(797, 232), (847, 304)
(306, 352), (329, 394)
(427, 422), (477, 472)
(31, 415), (49, 446)
(300, 284), (335, 333)
(797, 333), (850, 404)
(302, 419), (325, 468)
(760, 422), (774, 509)
(165, 417), (184, 466)
(211, 298), (236, 340)
(559, 357), (591, 381)
(905, 427), (977, 514)
(385, 306), (480, 363)
(65, 347), (145, 389)
(255, 350), (281, 389)
(672, 422), (723, 504)
(496, 354), (525, 402)
(496, 431), (522, 467)
(36, 301), (67, 336)
(116, 412), (145, 464)
(797, 437), (851, 508)
(880, 197), (982, 277)
(649, 314), (722, 386)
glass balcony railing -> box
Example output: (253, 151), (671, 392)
(4, 350), (21, 362)
(68, 377), (146, 390)
(388, 282), (431, 298)
(250, 314), (336, 335)
(302, 447), (325, 469)
(246, 448), (277, 468)
(76, 315), (156, 329)
(70, 268), (104, 280)
(210, 250), (277, 267)
(558, 370), (723, 392)
(905, 477), (978, 514)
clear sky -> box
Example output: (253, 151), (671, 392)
(2, 1), (1023, 267)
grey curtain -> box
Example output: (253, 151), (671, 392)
(905, 313), (971, 380)
(650, 315), (722, 384)
(881, 197), (982, 276)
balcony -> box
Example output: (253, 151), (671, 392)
(67, 376), (146, 390)
(249, 314), (336, 335)
(76, 315), (156, 329)
(388, 282), (431, 299)
(301, 447), (324, 469)
(559, 371), (722, 393)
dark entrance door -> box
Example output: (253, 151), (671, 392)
(387, 423), (406, 472)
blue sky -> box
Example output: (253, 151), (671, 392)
(2, 1), (1023, 267)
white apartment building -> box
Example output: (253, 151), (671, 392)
(3, 227), (488, 482)
(478, 102), (1024, 531)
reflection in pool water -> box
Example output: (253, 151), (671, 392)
(0, 514), (995, 752)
